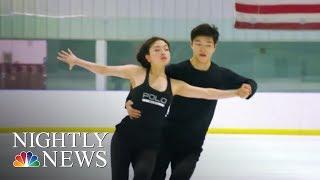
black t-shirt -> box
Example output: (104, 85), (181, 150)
(163, 60), (257, 152)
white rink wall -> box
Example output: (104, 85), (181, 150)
(0, 90), (319, 129)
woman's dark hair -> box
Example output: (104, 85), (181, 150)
(136, 36), (170, 69)
(191, 23), (219, 45)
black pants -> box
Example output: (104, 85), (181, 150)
(111, 130), (158, 180)
(151, 146), (200, 180)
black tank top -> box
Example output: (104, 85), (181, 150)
(116, 69), (173, 149)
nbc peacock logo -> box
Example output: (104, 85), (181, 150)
(13, 151), (40, 167)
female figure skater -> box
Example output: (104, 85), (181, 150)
(57, 37), (249, 180)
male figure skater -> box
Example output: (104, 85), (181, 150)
(126, 23), (257, 180)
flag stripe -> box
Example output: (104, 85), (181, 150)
(236, 3), (320, 14)
(236, 0), (320, 5)
(236, 12), (320, 23)
(235, 21), (320, 29)
(235, 0), (320, 29)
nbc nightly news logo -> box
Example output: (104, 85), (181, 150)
(13, 151), (40, 167)
(12, 132), (109, 168)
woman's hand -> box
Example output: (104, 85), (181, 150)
(57, 49), (78, 70)
(237, 84), (251, 98)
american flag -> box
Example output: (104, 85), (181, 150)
(234, 0), (320, 30)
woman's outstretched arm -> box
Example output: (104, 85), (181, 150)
(57, 49), (140, 80)
(171, 79), (250, 100)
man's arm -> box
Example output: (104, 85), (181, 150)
(220, 67), (257, 99)
(125, 89), (141, 119)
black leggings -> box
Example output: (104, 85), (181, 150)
(111, 130), (158, 180)
(151, 147), (200, 180)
